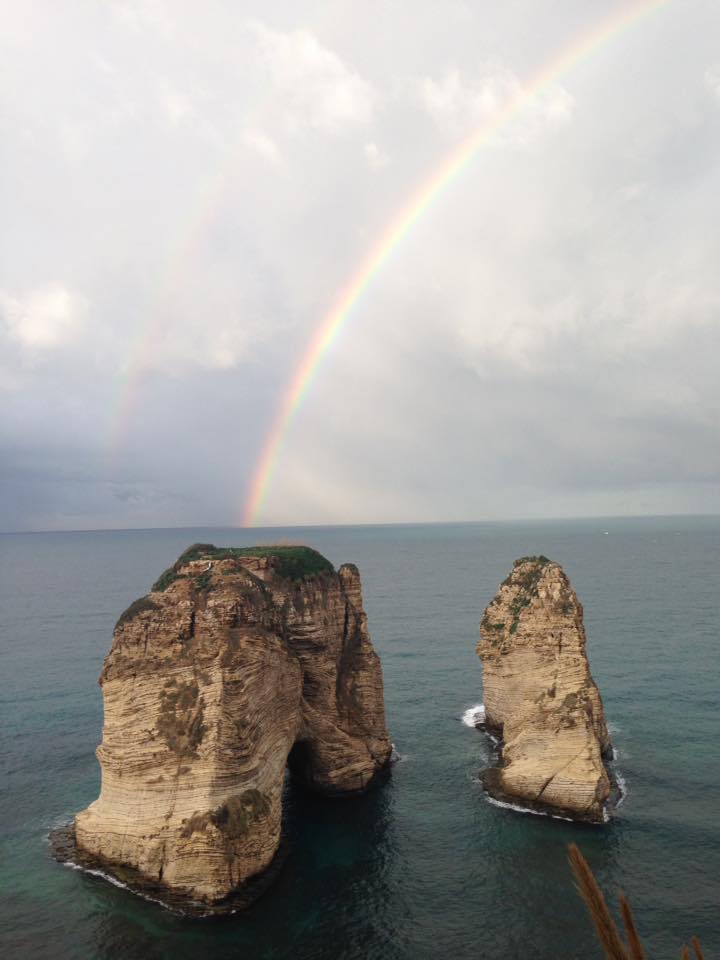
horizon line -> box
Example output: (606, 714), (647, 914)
(2, 510), (718, 537)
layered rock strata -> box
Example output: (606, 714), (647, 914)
(71, 544), (392, 908)
(477, 556), (612, 822)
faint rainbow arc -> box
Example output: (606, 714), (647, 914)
(241, 0), (670, 526)
(106, 168), (235, 464)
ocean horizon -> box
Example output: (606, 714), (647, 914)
(4, 511), (720, 536)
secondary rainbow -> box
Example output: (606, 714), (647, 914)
(241, 0), (671, 525)
(107, 172), (234, 463)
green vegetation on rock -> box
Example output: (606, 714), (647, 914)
(157, 680), (205, 757)
(151, 566), (182, 593)
(212, 790), (271, 838)
(480, 610), (506, 644)
(151, 543), (334, 592)
(181, 789), (271, 840)
(115, 596), (159, 629)
(500, 556), (554, 634)
(194, 570), (212, 592)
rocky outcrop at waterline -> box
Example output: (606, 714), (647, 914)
(476, 556), (612, 822)
(62, 544), (392, 911)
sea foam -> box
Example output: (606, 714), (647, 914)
(481, 793), (575, 822)
(60, 860), (190, 914)
(461, 704), (485, 728)
(614, 769), (627, 806)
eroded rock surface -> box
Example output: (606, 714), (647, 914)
(71, 544), (391, 908)
(477, 556), (612, 822)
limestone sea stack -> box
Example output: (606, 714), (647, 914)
(70, 544), (392, 909)
(477, 556), (612, 822)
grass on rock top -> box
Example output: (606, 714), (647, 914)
(114, 595), (159, 629)
(495, 555), (554, 636)
(151, 543), (335, 592)
(115, 544), (335, 629)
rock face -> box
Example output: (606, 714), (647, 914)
(73, 544), (392, 908)
(477, 556), (612, 822)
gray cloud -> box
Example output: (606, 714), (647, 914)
(1, 0), (719, 530)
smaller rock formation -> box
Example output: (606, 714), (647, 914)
(62, 544), (392, 912)
(477, 556), (612, 822)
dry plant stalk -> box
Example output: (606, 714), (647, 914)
(619, 893), (648, 960)
(567, 843), (631, 960)
(691, 937), (705, 960)
(567, 843), (705, 960)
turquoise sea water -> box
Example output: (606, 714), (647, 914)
(1, 518), (718, 959)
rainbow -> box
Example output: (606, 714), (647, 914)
(104, 3), (670, 515)
(106, 171), (234, 463)
(241, 0), (670, 526)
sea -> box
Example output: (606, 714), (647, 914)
(1, 517), (718, 959)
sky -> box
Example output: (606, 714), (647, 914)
(1, 0), (719, 532)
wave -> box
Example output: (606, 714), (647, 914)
(58, 860), (209, 915)
(481, 793), (575, 822)
(606, 736), (627, 810)
(484, 771), (629, 823)
(614, 769), (627, 807)
(473, 771), (624, 824)
(461, 704), (485, 728)
(62, 859), (134, 893)
(468, 710), (626, 822)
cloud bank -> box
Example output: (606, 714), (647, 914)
(1, 0), (719, 530)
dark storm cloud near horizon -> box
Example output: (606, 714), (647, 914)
(1, 0), (719, 532)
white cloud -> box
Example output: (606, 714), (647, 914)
(0, 286), (88, 349)
(243, 128), (282, 165)
(419, 67), (513, 131)
(156, 77), (196, 126)
(618, 182), (647, 201)
(1, 0), (719, 528)
(252, 23), (375, 133)
(411, 66), (573, 139)
(541, 85), (574, 126)
(364, 141), (389, 169)
(56, 119), (91, 165)
(107, 0), (175, 39)
(705, 64), (720, 101)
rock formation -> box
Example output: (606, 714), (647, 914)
(70, 544), (392, 909)
(477, 556), (612, 822)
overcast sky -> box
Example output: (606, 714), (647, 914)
(1, 0), (719, 531)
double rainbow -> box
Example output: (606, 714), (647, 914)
(241, 0), (670, 525)
(102, 3), (671, 521)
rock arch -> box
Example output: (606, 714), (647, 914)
(72, 545), (392, 909)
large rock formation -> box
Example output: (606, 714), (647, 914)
(477, 556), (612, 822)
(71, 544), (392, 909)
